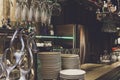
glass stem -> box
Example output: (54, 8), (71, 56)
(19, 71), (27, 80)
(6, 70), (10, 80)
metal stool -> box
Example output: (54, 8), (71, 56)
(60, 69), (86, 80)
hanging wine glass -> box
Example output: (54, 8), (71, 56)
(34, 5), (41, 22)
(40, 2), (48, 25)
(51, 0), (61, 16)
(21, 3), (29, 21)
(15, 2), (22, 22)
(47, 5), (53, 25)
(28, 4), (35, 22)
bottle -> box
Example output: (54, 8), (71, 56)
(100, 55), (103, 62)
(102, 1), (108, 13)
(49, 25), (54, 35)
(111, 52), (117, 62)
(118, 53), (120, 61)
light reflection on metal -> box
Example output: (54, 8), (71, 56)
(36, 35), (74, 40)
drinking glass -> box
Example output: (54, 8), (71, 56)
(19, 33), (34, 80)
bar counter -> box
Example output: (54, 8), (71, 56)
(81, 62), (120, 80)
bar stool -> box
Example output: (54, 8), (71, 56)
(60, 69), (86, 80)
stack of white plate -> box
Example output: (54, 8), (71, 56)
(61, 54), (80, 69)
(38, 52), (61, 79)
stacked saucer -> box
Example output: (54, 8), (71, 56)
(38, 52), (61, 79)
(61, 54), (80, 69)
(60, 69), (86, 79)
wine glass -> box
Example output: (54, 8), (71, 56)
(51, 0), (61, 16)
(0, 54), (5, 79)
(2, 28), (25, 80)
(28, 5), (34, 22)
(19, 34), (33, 80)
(21, 3), (29, 21)
(2, 48), (18, 80)
(2, 29), (19, 80)
(19, 51), (33, 80)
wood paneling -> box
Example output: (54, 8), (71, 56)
(55, 24), (76, 48)
(55, 24), (75, 36)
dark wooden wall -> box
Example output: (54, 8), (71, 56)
(52, 0), (117, 63)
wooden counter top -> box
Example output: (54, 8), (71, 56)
(81, 62), (120, 80)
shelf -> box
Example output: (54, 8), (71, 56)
(0, 29), (73, 40)
(35, 35), (74, 40)
(0, 28), (15, 36)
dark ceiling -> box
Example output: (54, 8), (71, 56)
(52, 0), (99, 25)
(52, 0), (119, 27)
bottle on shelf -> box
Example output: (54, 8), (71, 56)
(118, 53), (120, 61)
(101, 50), (111, 63)
(49, 25), (54, 35)
(111, 52), (117, 62)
